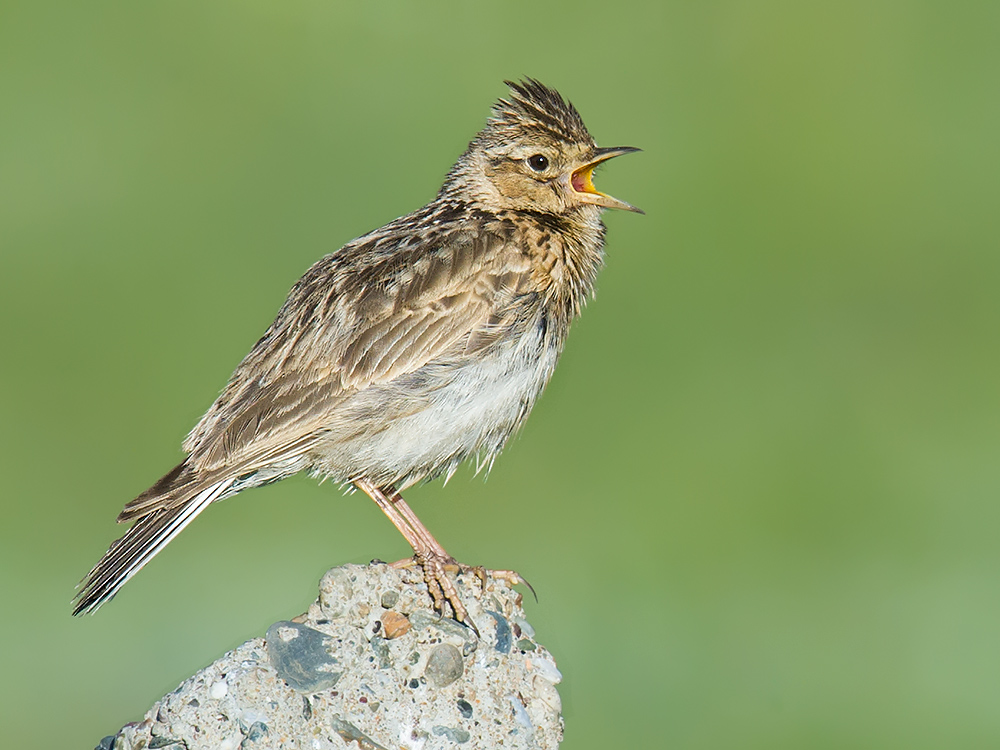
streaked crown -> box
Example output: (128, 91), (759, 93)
(477, 79), (594, 148)
(441, 79), (639, 217)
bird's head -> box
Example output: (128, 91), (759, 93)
(443, 79), (641, 216)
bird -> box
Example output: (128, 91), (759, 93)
(73, 79), (641, 627)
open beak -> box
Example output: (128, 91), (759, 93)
(569, 146), (643, 214)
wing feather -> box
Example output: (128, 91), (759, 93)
(183, 224), (520, 474)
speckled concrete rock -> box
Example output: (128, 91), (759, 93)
(99, 562), (562, 749)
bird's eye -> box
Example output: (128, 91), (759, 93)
(527, 154), (549, 172)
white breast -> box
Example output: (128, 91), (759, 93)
(310, 317), (560, 489)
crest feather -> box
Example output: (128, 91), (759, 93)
(481, 78), (593, 146)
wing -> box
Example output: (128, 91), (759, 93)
(95, 222), (525, 599)
(181, 222), (530, 476)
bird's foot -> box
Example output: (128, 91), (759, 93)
(390, 555), (533, 635)
(391, 552), (475, 633)
(462, 565), (536, 604)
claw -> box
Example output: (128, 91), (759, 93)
(480, 567), (537, 602)
(359, 482), (527, 630)
(406, 552), (480, 636)
(390, 553), (529, 635)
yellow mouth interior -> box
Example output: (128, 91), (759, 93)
(571, 164), (599, 195)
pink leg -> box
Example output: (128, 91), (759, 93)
(354, 479), (475, 629)
(385, 489), (451, 559)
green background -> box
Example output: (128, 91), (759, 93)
(3, 1), (999, 747)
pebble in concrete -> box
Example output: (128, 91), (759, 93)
(265, 621), (342, 693)
(425, 643), (464, 687)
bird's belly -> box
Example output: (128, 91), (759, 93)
(310, 321), (559, 489)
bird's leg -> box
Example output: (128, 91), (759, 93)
(385, 490), (535, 602)
(383, 490), (451, 559)
(353, 479), (476, 630)
(353, 478), (426, 552)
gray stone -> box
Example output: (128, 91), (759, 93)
(330, 715), (387, 750)
(370, 633), (392, 669)
(433, 725), (471, 743)
(380, 590), (399, 609)
(425, 643), (464, 687)
(100, 563), (562, 749)
(486, 609), (512, 653)
(434, 614), (478, 644)
(241, 720), (268, 743)
(265, 621), (342, 693)
(408, 608), (478, 656)
(407, 609), (439, 631)
(509, 694), (536, 744)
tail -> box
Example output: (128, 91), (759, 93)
(73, 466), (236, 615)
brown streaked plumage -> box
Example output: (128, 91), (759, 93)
(74, 79), (640, 626)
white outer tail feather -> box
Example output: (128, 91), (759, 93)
(76, 477), (235, 613)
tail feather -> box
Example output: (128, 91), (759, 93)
(73, 477), (234, 615)
(117, 461), (193, 522)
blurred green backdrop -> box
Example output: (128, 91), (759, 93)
(3, 1), (1000, 747)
